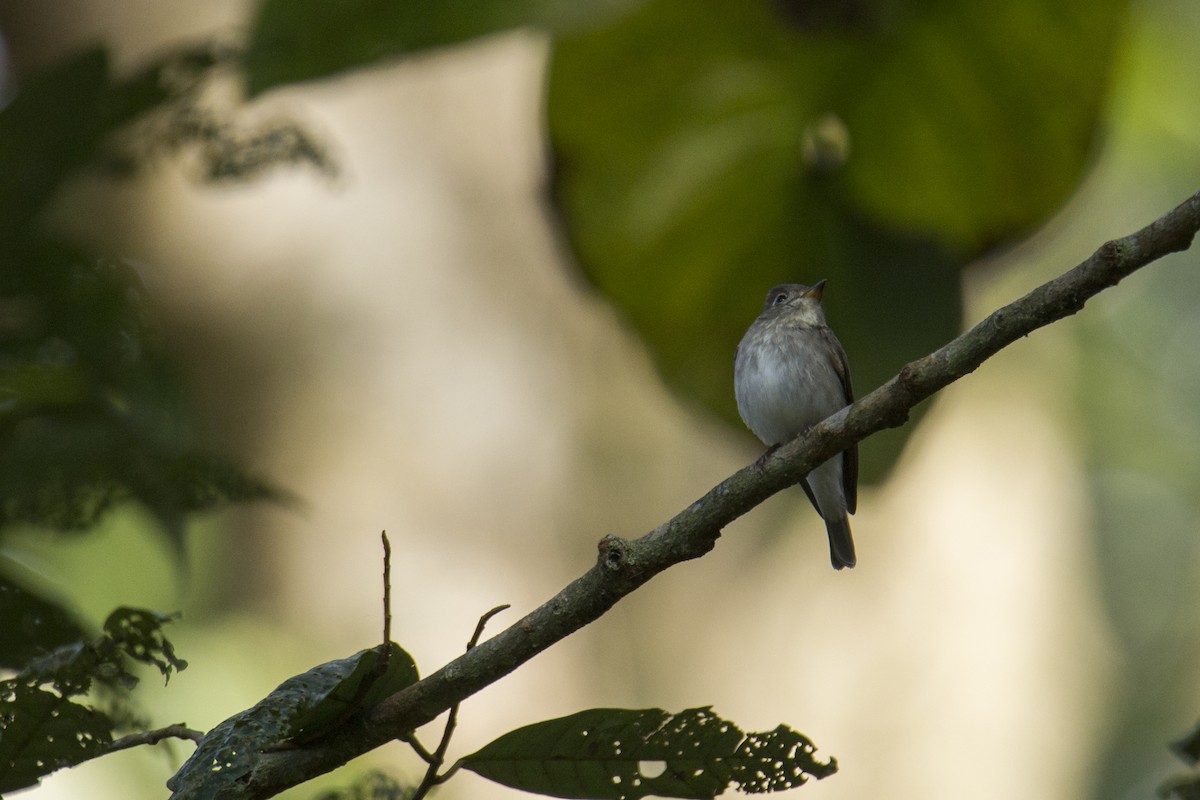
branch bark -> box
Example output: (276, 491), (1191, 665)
(202, 189), (1200, 798)
(107, 723), (205, 754)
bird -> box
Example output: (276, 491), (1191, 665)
(733, 280), (858, 569)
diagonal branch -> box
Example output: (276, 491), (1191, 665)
(207, 189), (1200, 799)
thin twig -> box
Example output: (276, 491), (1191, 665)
(106, 723), (205, 755)
(409, 605), (510, 800)
(468, 605), (511, 650)
(401, 733), (436, 765)
(381, 531), (393, 672)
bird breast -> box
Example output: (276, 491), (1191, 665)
(735, 325), (844, 446)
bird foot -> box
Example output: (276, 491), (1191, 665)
(754, 443), (782, 468)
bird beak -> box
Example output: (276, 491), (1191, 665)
(804, 279), (827, 301)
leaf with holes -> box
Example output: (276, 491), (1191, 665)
(461, 706), (836, 799)
(103, 607), (188, 682)
(0, 681), (114, 793)
(12, 605), (184, 700)
(168, 644), (418, 798)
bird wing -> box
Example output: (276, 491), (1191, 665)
(820, 327), (858, 514)
(798, 475), (821, 514)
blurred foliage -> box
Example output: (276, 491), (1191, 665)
(1161, 778), (1200, 800)
(1073, 246), (1200, 796)
(1163, 721), (1200, 799)
(0, 577), (87, 670)
(0, 606), (185, 793)
(0, 35), (308, 793)
(462, 705), (836, 798)
(0, 47), (174, 233)
(547, 0), (1127, 481)
(243, 0), (643, 96)
(0, 239), (285, 550)
(0, 42), (302, 549)
(313, 770), (413, 800)
(168, 645), (418, 799)
(1176, 722), (1200, 768)
(103, 42), (336, 182)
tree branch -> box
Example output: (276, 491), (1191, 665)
(108, 723), (205, 754)
(203, 189), (1200, 798)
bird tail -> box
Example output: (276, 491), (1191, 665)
(824, 515), (856, 570)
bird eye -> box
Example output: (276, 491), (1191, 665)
(772, 293), (789, 306)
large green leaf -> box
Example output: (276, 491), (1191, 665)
(462, 706), (836, 799)
(244, 0), (643, 96)
(286, 642), (419, 745)
(547, 0), (1125, 479)
(169, 644), (419, 799)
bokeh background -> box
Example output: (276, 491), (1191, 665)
(2, 1), (1200, 798)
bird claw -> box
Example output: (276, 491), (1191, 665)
(754, 443), (782, 468)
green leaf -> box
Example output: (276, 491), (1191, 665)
(243, 0), (643, 96)
(168, 644), (419, 799)
(0, 681), (114, 794)
(0, 48), (118, 233)
(462, 706), (836, 799)
(286, 642), (419, 745)
(547, 0), (1125, 480)
(0, 45), (221, 237)
(0, 576), (88, 670)
(0, 41), (320, 237)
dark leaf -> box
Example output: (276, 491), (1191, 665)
(462, 706), (836, 799)
(168, 645), (419, 799)
(13, 604), (185, 703)
(0, 45), (220, 237)
(103, 608), (188, 683)
(0, 48), (119, 233)
(0, 243), (287, 553)
(0, 681), (114, 793)
(0, 576), (88, 670)
(243, 0), (643, 96)
(287, 642), (419, 745)
(1161, 775), (1200, 800)
(1175, 720), (1200, 766)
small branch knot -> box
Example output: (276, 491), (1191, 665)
(597, 534), (631, 571)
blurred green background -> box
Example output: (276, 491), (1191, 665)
(1, 0), (1199, 798)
